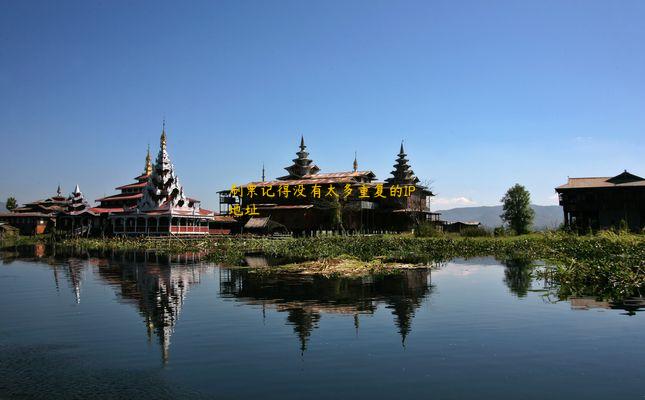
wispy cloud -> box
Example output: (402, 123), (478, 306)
(547, 193), (559, 205)
(432, 196), (477, 208)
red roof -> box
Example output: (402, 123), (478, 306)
(96, 193), (143, 202)
(242, 177), (356, 188)
(107, 206), (215, 218)
(0, 212), (53, 218)
(89, 207), (127, 214)
(302, 171), (376, 179)
(115, 182), (147, 190)
(213, 215), (237, 223)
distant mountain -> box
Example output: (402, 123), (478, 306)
(435, 205), (563, 230)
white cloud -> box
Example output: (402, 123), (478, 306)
(432, 196), (477, 208)
(547, 193), (560, 205)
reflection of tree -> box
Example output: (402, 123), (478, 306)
(502, 257), (534, 297)
(220, 267), (433, 351)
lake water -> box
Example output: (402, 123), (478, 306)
(1, 246), (644, 399)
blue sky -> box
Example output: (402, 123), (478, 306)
(1, 0), (643, 210)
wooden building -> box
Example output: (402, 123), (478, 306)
(0, 186), (69, 235)
(555, 170), (645, 232)
(56, 185), (102, 236)
(444, 221), (481, 234)
(220, 137), (440, 235)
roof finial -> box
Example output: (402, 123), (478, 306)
(57, 184), (62, 196)
(262, 163), (266, 182)
(160, 119), (167, 149)
(400, 140), (405, 155)
(353, 151), (358, 172)
(144, 145), (152, 175)
(300, 135), (305, 150)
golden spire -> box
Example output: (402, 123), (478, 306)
(144, 145), (152, 175)
(160, 119), (167, 149)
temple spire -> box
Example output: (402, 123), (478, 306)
(67, 184), (89, 213)
(57, 184), (62, 196)
(160, 120), (167, 150)
(261, 163), (266, 182)
(278, 136), (321, 180)
(353, 151), (358, 172)
(386, 141), (420, 185)
(138, 123), (189, 211)
(144, 145), (152, 175)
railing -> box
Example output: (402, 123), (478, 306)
(169, 226), (209, 234)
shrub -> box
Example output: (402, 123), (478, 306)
(493, 226), (507, 237)
(414, 222), (442, 237)
(460, 226), (491, 237)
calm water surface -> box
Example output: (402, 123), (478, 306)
(1, 247), (644, 399)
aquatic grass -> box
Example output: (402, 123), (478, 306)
(55, 232), (645, 300)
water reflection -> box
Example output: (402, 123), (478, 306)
(220, 268), (433, 352)
(95, 254), (207, 364)
(1, 246), (208, 364)
(2, 245), (644, 368)
(500, 257), (535, 298)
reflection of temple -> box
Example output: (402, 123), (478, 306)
(51, 257), (85, 304)
(95, 252), (207, 363)
(219, 267), (433, 352)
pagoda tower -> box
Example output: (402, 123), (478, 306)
(144, 145), (153, 176)
(138, 124), (189, 211)
(385, 142), (420, 185)
(67, 184), (89, 213)
(278, 136), (320, 180)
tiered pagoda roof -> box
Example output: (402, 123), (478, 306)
(385, 142), (420, 185)
(66, 184), (91, 215)
(240, 137), (376, 188)
(10, 185), (71, 215)
(277, 136), (321, 180)
(93, 148), (153, 212)
(138, 125), (190, 211)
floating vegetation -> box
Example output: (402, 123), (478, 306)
(251, 256), (431, 278)
(21, 232), (643, 300)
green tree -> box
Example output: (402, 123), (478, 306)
(5, 197), (17, 211)
(500, 184), (534, 234)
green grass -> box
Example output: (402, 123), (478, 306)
(14, 231), (644, 300)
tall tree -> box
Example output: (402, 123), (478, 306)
(500, 184), (534, 234)
(5, 197), (17, 211)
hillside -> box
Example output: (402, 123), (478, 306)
(435, 205), (563, 230)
